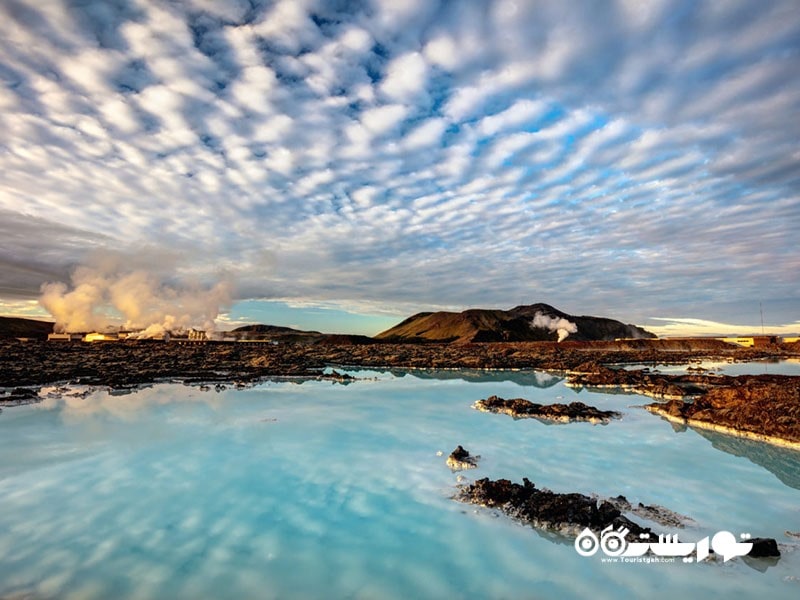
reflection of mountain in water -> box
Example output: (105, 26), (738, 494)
(692, 428), (800, 491)
(378, 369), (564, 389)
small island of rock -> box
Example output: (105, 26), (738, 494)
(473, 395), (621, 424)
(457, 477), (652, 540)
(447, 445), (479, 471)
(456, 477), (781, 559)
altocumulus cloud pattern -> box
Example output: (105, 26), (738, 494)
(0, 0), (798, 329)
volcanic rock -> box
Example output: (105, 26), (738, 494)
(565, 367), (705, 400)
(0, 387), (40, 407)
(473, 395), (621, 424)
(457, 477), (653, 541)
(747, 537), (781, 558)
(646, 377), (800, 448)
(607, 495), (695, 528)
(447, 445), (479, 471)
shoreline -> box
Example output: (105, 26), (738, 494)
(646, 405), (800, 451)
(2, 339), (799, 449)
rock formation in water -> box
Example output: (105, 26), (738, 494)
(646, 377), (800, 448)
(0, 387), (40, 409)
(746, 538), (781, 558)
(473, 395), (621, 424)
(606, 495), (695, 528)
(446, 445), (479, 470)
(456, 477), (781, 560)
(565, 365), (707, 400)
(456, 477), (653, 541)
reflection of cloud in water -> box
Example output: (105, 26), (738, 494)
(3, 374), (800, 598)
(34, 378), (324, 424)
(36, 385), (228, 421)
(0, 393), (567, 599)
(691, 427), (800, 491)
(378, 368), (565, 388)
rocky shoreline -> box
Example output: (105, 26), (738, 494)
(565, 364), (709, 399)
(645, 379), (800, 449)
(564, 365), (800, 449)
(1, 339), (799, 448)
(473, 395), (621, 424)
(0, 338), (789, 389)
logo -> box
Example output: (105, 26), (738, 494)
(575, 526), (754, 563)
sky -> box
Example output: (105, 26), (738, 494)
(0, 0), (798, 337)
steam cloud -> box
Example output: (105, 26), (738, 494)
(531, 312), (579, 342)
(39, 264), (232, 337)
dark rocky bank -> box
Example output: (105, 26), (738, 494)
(473, 394), (621, 424)
(646, 378), (800, 448)
(1, 338), (788, 390)
(456, 477), (781, 559)
(1, 339), (798, 449)
(456, 477), (654, 541)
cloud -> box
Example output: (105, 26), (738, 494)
(645, 317), (800, 338)
(360, 103), (408, 135)
(0, 0), (798, 331)
(379, 51), (429, 105)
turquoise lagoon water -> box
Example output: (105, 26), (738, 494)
(1, 369), (799, 599)
(613, 358), (800, 376)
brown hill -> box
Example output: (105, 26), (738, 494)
(0, 316), (54, 339)
(231, 323), (322, 342)
(375, 303), (655, 344)
(231, 324), (375, 345)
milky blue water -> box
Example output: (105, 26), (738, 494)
(613, 358), (800, 376)
(1, 369), (799, 599)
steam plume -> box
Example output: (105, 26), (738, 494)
(39, 264), (232, 336)
(531, 312), (578, 342)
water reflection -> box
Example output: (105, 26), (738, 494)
(611, 359), (800, 376)
(688, 427), (800, 491)
(375, 368), (565, 388)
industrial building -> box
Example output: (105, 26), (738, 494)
(718, 335), (783, 347)
(83, 332), (120, 342)
(47, 333), (84, 342)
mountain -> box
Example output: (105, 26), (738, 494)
(375, 303), (655, 344)
(231, 324), (375, 345)
(233, 324), (321, 335)
(0, 316), (54, 339)
(231, 323), (322, 342)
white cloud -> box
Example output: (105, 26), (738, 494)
(379, 51), (428, 105)
(423, 34), (460, 71)
(646, 318), (800, 338)
(229, 65), (278, 113)
(360, 103), (408, 135)
(477, 99), (549, 137)
(0, 0), (797, 331)
(402, 117), (446, 150)
(443, 85), (487, 122)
